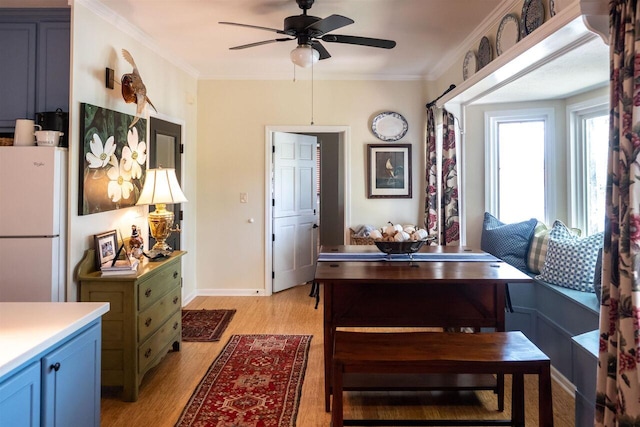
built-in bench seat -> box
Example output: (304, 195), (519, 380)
(506, 278), (599, 424)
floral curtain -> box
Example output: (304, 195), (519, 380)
(424, 107), (460, 245)
(595, 0), (640, 424)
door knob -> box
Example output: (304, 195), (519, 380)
(313, 224), (319, 229)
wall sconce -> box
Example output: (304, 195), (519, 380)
(136, 167), (187, 259)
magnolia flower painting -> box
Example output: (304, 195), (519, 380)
(79, 103), (147, 215)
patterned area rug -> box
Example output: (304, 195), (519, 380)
(182, 309), (236, 342)
(175, 334), (312, 427)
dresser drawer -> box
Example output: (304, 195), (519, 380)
(138, 311), (181, 373)
(137, 262), (181, 311)
(138, 287), (181, 343)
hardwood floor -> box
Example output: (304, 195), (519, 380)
(100, 284), (576, 426)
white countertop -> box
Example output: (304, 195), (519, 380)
(0, 302), (110, 378)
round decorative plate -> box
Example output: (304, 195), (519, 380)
(521, 0), (545, 37)
(371, 112), (408, 142)
(496, 14), (520, 56)
(463, 50), (478, 80)
(477, 36), (493, 69)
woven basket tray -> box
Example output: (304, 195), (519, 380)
(349, 229), (376, 245)
(0, 137), (13, 146)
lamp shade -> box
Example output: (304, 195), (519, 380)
(290, 44), (319, 68)
(136, 168), (187, 206)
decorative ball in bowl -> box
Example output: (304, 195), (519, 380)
(374, 240), (426, 255)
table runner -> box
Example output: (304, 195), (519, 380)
(317, 252), (501, 262)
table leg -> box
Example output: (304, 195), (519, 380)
(511, 373), (525, 427)
(324, 281), (334, 412)
(539, 364), (554, 427)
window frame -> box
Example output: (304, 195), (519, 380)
(484, 108), (556, 224)
(567, 96), (609, 235)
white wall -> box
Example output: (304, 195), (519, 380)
(67, 2), (198, 301)
(196, 78), (426, 293)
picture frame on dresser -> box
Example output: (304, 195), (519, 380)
(94, 230), (117, 269)
(367, 143), (412, 198)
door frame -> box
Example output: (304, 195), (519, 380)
(265, 125), (351, 296)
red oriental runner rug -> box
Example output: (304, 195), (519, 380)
(175, 334), (312, 427)
(182, 309), (236, 342)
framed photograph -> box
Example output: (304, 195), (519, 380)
(94, 230), (118, 269)
(367, 144), (412, 198)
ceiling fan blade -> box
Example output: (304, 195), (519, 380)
(305, 14), (354, 35)
(311, 41), (331, 60)
(321, 34), (396, 49)
(219, 21), (286, 35)
(229, 38), (294, 50)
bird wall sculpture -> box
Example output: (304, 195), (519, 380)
(121, 49), (157, 128)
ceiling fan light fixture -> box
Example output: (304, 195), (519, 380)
(290, 44), (319, 68)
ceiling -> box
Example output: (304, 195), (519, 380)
(5, 0), (610, 101)
(10, 0), (504, 80)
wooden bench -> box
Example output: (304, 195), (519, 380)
(332, 331), (553, 427)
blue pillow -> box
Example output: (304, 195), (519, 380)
(480, 212), (537, 271)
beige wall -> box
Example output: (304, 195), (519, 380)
(196, 78), (426, 293)
(67, 2), (198, 301)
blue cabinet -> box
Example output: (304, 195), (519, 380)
(0, 23), (37, 130)
(41, 322), (101, 427)
(0, 10), (70, 133)
(0, 362), (40, 427)
(0, 320), (102, 427)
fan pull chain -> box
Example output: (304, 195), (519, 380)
(310, 59), (314, 125)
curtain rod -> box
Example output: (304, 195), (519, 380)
(425, 84), (456, 109)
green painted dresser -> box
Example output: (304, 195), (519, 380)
(78, 249), (185, 401)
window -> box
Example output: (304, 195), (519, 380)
(485, 109), (555, 224)
(569, 98), (609, 235)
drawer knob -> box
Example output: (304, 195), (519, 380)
(144, 348), (152, 358)
(173, 271), (178, 279)
(173, 296), (179, 305)
(145, 288), (152, 298)
(173, 321), (179, 330)
(50, 362), (61, 372)
(145, 317), (152, 327)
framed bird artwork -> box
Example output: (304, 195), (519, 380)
(121, 49), (157, 128)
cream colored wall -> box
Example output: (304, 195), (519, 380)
(67, 2), (198, 301)
(196, 78), (425, 293)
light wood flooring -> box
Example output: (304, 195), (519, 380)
(100, 284), (575, 426)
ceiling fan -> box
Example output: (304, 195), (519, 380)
(219, 0), (396, 68)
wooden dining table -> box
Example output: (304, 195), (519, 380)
(314, 244), (533, 412)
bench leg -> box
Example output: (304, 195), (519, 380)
(331, 362), (344, 427)
(497, 373), (504, 411)
(511, 373), (525, 427)
(539, 365), (554, 427)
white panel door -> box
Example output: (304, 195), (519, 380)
(272, 132), (317, 293)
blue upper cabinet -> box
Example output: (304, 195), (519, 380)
(0, 9), (70, 134)
(0, 23), (37, 130)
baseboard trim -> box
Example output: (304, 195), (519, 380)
(551, 364), (576, 397)
(196, 289), (267, 297)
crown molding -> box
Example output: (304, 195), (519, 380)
(71, 0), (199, 79)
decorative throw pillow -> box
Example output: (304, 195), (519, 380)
(480, 212), (537, 272)
(535, 225), (604, 293)
(527, 220), (581, 274)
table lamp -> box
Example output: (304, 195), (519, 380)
(136, 167), (187, 258)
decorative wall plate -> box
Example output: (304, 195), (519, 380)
(463, 50), (478, 80)
(477, 36), (493, 69)
(496, 14), (521, 56)
(521, 0), (545, 37)
(371, 112), (408, 142)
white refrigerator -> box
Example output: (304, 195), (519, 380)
(0, 147), (68, 301)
